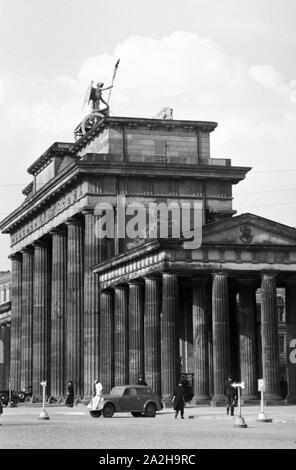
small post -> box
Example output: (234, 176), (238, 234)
(257, 378), (272, 422)
(39, 381), (50, 420)
(233, 382), (247, 428)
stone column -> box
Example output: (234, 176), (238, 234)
(66, 218), (84, 397)
(83, 210), (105, 399)
(285, 279), (296, 404)
(144, 277), (161, 396)
(5, 324), (11, 389)
(32, 241), (51, 396)
(237, 279), (258, 402)
(20, 247), (34, 391)
(211, 273), (230, 405)
(192, 278), (210, 404)
(9, 253), (22, 392)
(161, 273), (179, 403)
(99, 290), (114, 393)
(260, 273), (281, 402)
(114, 286), (129, 386)
(50, 228), (67, 398)
(128, 281), (144, 385)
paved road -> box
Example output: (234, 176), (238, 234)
(1, 404), (296, 450)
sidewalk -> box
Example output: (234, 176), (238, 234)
(5, 402), (296, 423)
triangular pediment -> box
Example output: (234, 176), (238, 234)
(202, 213), (296, 246)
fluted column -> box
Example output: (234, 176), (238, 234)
(9, 253), (22, 392)
(237, 279), (258, 402)
(83, 210), (104, 398)
(32, 241), (51, 396)
(99, 290), (114, 393)
(144, 277), (161, 396)
(5, 324), (11, 388)
(50, 228), (67, 398)
(192, 278), (210, 403)
(211, 273), (230, 405)
(285, 279), (296, 404)
(260, 273), (281, 402)
(114, 286), (129, 386)
(66, 218), (84, 397)
(161, 273), (179, 402)
(20, 247), (34, 391)
(128, 281), (144, 385)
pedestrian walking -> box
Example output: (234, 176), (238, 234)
(0, 396), (3, 425)
(89, 379), (103, 411)
(224, 377), (237, 416)
(172, 382), (186, 419)
(137, 374), (147, 386)
(65, 380), (74, 407)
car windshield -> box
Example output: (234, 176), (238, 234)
(109, 387), (125, 397)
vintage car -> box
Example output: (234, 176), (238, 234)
(89, 385), (163, 418)
(0, 390), (18, 407)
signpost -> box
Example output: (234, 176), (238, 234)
(232, 382), (247, 428)
(257, 378), (272, 422)
(39, 381), (49, 420)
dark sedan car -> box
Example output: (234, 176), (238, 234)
(0, 390), (18, 407)
(89, 385), (163, 418)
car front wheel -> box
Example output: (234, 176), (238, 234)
(89, 410), (102, 418)
(103, 403), (115, 418)
(145, 402), (156, 417)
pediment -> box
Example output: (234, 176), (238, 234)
(202, 213), (296, 247)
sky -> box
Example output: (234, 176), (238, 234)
(0, 0), (296, 269)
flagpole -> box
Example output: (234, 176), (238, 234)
(107, 59), (120, 106)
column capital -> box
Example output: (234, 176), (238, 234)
(261, 271), (278, 280)
(8, 252), (22, 260)
(82, 208), (95, 216)
(128, 279), (144, 286)
(32, 239), (50, 248)
(212, 272), (228, 278)
(49, 226), (67, 236)
(65, 217), (83, 227)
(20, 245), (34, 255)
(114, 284), (128, 291)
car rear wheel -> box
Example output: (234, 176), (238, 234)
(103, 403), (115, 418)
(131, 412), (142, 417)
(89, 410), (102, 418)
(145, 402), (156, 417)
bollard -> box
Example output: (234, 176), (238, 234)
(257, 379), (272, 423)
(39, 381), (50, 420)
(233, 382), (247, 428)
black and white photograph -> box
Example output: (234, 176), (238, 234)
(0, 0), (296, 462)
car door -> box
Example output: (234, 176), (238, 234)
(120, 387), (140, 411)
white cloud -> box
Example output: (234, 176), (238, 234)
(1, 30), (296, 268)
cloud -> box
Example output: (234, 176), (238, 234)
(1, 30), (296, 269)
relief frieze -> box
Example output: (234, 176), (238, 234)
(11, 184), (85, 246)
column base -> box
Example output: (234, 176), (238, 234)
(193, 395), (210, 405)
(286, 396), (296, 404)
(264, 395), (284, 406)
(241, 395), (260, 405)
(210, 395), (226, 407)
(162, 395), (174, 408)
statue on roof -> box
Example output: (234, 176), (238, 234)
(75, 59), (120, 140)
(84, 81), (113, 115)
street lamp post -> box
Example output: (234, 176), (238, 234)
(38, 381), (50, 420)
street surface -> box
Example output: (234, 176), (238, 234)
(1, 403), (296, 450)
